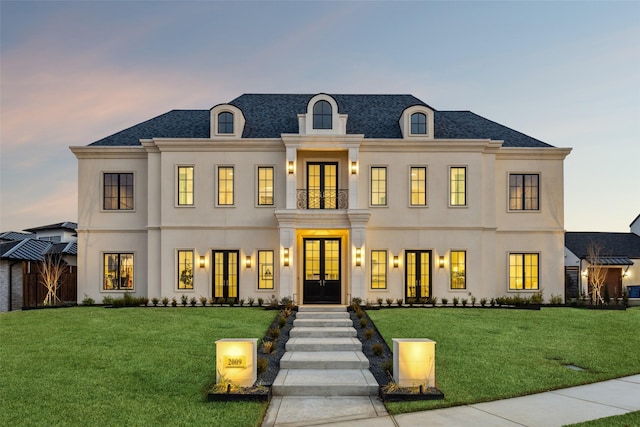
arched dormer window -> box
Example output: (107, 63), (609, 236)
(209, 104), (245, 138)
(399, 105), (435, 139)
(313, 100), (332, 129)
(411, 112), (427, 135)
(218, 112), (234, 134)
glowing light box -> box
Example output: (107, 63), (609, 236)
(215, 338), (258, 387)
(393, 338), (436, 387)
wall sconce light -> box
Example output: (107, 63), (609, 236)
(288, 161), (294, 174)
(351, 161), (358, 175)
(245, 256), (252, 269)
(355, 248), (362, 267)
(199, 256), (205, 269)
(283, 248), (290, 267)
(438, 256), (445, 268)
(393, 256), (399, 268)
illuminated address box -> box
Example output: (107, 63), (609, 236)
(393, 338), (436, 388)
(215, 338), (258, 387)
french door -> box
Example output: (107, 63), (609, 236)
(405, 250), (431, 299)
(303, 238), (341, 304)
(307, 162), (338, 209)
(213, 250), (239, 301)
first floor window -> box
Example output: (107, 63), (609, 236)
(371, 167), (387, 206)
(410, 167), (427, 206)
(103, 253), (134, 290)
(218, 166), (234, 205)
(177, 166), (194, 206)
(450, 250), (466, 289)
(258, 166), (274, 205)
(509, 173), (539, 210)
(371, 250), (387, 289)
(258, 250), (274, 289)
(509, 253), (539, 290)
(177, 250), (194, 289)
(450, 166), (467, 206)
(103, 172), (133, 210)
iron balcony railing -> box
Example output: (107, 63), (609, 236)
(296, 189), (349, 210)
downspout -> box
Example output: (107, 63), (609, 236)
(8, 261), (21, 312)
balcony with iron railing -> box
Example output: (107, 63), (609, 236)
(296, 189), (349, 210)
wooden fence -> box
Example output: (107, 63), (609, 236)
(23, 262), (77, 307)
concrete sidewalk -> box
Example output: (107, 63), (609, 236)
(262, 374), (640, 427)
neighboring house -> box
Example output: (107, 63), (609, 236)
(70, 93), (571, 305)
(565, 214), (640, 301)
(0, 222), (77, 312)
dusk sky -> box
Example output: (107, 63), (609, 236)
(1, 1), (639, 233)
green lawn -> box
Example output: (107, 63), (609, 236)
(564, 411), (640, 427)
(368, 307), (640, 415)
(0, 307), (275, 427)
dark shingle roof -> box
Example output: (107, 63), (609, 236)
(565, 232), (640, 259)
(0, 231), (35, 241)
(24, 221), (77, 233)
(88, 94), (554, 148)
(0, 239), (52, 261)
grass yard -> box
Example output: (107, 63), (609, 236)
(368, 307), (640, 415)
(565, 410), (640, 427)
(0, 307), (276, 427)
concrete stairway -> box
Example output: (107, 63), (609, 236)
(272, 305), (379, 396)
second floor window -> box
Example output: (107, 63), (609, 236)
(509, 174), (539, 210)
(258, 166), (274, 206)
(313, 100), (332, 129)
(450, 167), (467, 206)
(218, 166), (234, 206)
(103, 173), (133, 210)
(218, 112), (234, 134)
(371, 167), (387, 206)
(410, 167), (427, 206)
(177, 166), (194, 206)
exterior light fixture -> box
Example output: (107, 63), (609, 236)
(438, 256), (445, 268)
(355, 248), (362, 267)
(283, 248), (290, 267)
(245, 256), (252, 269)
(393, 256), (399, 268)
(216, 338), (258, 387)
(199, 256), (205, 269)
(351, 161), (358, 175)
(393, 338), (436, 387)
(288, 161), (294, 174)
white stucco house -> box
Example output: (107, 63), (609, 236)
(70, 93), (571, 305)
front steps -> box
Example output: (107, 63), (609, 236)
(272, 305), (378, 397)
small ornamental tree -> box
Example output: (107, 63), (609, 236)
(40, 252), (66, 306)
(586, 242), (608, 305)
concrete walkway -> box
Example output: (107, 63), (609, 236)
(263, 373), (640, 426)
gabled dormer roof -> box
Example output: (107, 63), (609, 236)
(88, 93), (554, 148)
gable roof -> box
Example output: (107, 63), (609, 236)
(89, 94), (553, 148)
(23, 221), (77, 233)
(565, 232), (640, 259)
(0, 239), (52, 262)
(0, 231), (35, 242)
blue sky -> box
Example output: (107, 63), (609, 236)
(1, 1), (639, 232)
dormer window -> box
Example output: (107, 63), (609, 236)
(218, 112), (234, 134)
(210, 104), (245, 138)
(411, 112), (427, 135)
(313, 100), (332, 129)
(399, 105), (435, 139)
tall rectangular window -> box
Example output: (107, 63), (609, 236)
(103, 253), (134, 290)
(450, 167), (467, 206)
(371, 167), (387, 206)
(410, 167), (427, 206)
(177, 250), (194, 289)
(509, 253), (539, 290)
(509, 174), (539, 210)
(218, 166), (234, 206)
(258, 250), (274, 289)
(450, 250), (466, 289)
(177, 166), (194, 206)
(103, 173), (133, 210)
(371, 250), (387, 289)
(258, 166), (274, 206)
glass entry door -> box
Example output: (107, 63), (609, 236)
(307, 162), (338, 209)
(303, 238), (341, 303)
(213, 250), (239, 301)
(405, 250), (431, 300)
